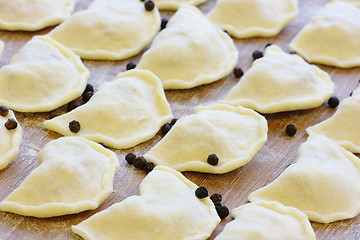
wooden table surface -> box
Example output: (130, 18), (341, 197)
(1, 0), (360, 239)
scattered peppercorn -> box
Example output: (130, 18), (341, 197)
(207, 154), (219, 166)
(82, 91), (93, 103)
(285, 124), (297, 137)
(5, 118), (17, 130)
(144, 162), (155, 173)
(134, 156), (147, 170)
(216, 205), (229, 219)
(0, 106), (9, 117)
(69, 120), (81, 133)
(161, 123), (172, 135)
(144, 0), (155, 11)
(161, 18), (168, 30)
(328, 96), (339, 108)
(210, 193), (222, 203)
(83, 83), (94, 94)
(170, 118), (178, 125)
(350, 92), (353, 97)
(252, 50), (263, 61)
(126, 61), (137, 70)
(99, 142), (106, 148)
(233, 67), (243, 79)
(67, 100), (79, 112)
(195, 186), (208, 199)
(125, 153), (136, 165)
(213, 201), (222, 208)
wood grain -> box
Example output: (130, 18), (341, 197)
(1, 0), (360, 239)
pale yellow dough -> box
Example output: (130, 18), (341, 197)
(330, 0), (360, 8)
(137, 5), (238, 89)
(144, 104), (267, 173)
(249, 135), (360, 223)
(0, 36), (89, 112)
(307, 87), (360, 153)
(153, 0), (208, 10)
(0, 137), (119, 218)
(207, 0), (298, 38)
(220, 45), (334, 113)
(43, 69), (173, 149)
(289, 1), (360, 68)
(0, 110), (22, 170)
(49, 0), (161, 60)
(0, 0), (74, 31)
(215, 201), (315, 240)
(72, 165), (220, 240)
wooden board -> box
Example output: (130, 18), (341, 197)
(1, 0), (360, 239)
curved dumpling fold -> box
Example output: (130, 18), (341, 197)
(307, 87), (360, 153)
(249, 135), (360, 223)
(144, 104), (267, 173)
(289, 1), (360, 68)
(0, 36), (89, 112)
(137, 5), (238, 89)
(152, 0), (208, 10)
(0, 137), (119, 217)
(215, 201), (315, 240)
(0, 0), (74, 31)
(330, 0), (360, 7)
(220, 45), (334, 113)
(207, 0), (298, 38)
(49, 0), (161, 60)
(0, 109), (22, 170)
(43, 69), (173, 149)
(72, 165), (220, 240)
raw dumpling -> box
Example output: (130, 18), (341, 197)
(215, 201), (315, 240)
(307, 87), (360, 153)
(0, 137), (119, 218)
(249, 135), (360, 223)
(49, 0), (161, 60)
(207, 0), (298, 38)
(219, 45), (334, 113)
(289, 1), (360, 68)
(153, 0), (208, 10)
(72, 165), (220, 240)
(43, 69), (173, 149)
(144, 104), (267, 173)
(0, 36), (89, 112)
(0, 109), (22, 170)
(0, 0), (74, 31)
(136, 5), (238, 89)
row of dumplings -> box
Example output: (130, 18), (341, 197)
(1, 0), (360, 239)
(2, 0), (360, 68)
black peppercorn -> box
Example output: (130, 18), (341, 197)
(207, 154), (219, 166)
(216, 205), (229, 219)
(210, 193), (222, 203)
(265, 43), (273, 48)
(126, 61), (137, 70)
(252, 50), (263, 61)
(144, 162), (155, 173)
(161, 123), (172, 135)
(285, 124), (297, 137)
(233, 67), (243, 79)
(328, 96), (339, 108)
(0, 106), (9, 117)
(67, 100), (78, 112)
(134, 157), (147, 170)
(69, 120), (81, 133)
(195, 187), (208, 199)
(99, 142), (106, 148)
(144, 0), (155, 11)
(170, 118), (178, 126)
(161, 18), (168, 30)
(125, 153), (136, 165)
(83, 83), (94, 94)
(5, 118), (17, 130)
(82, 91), (93, 103)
